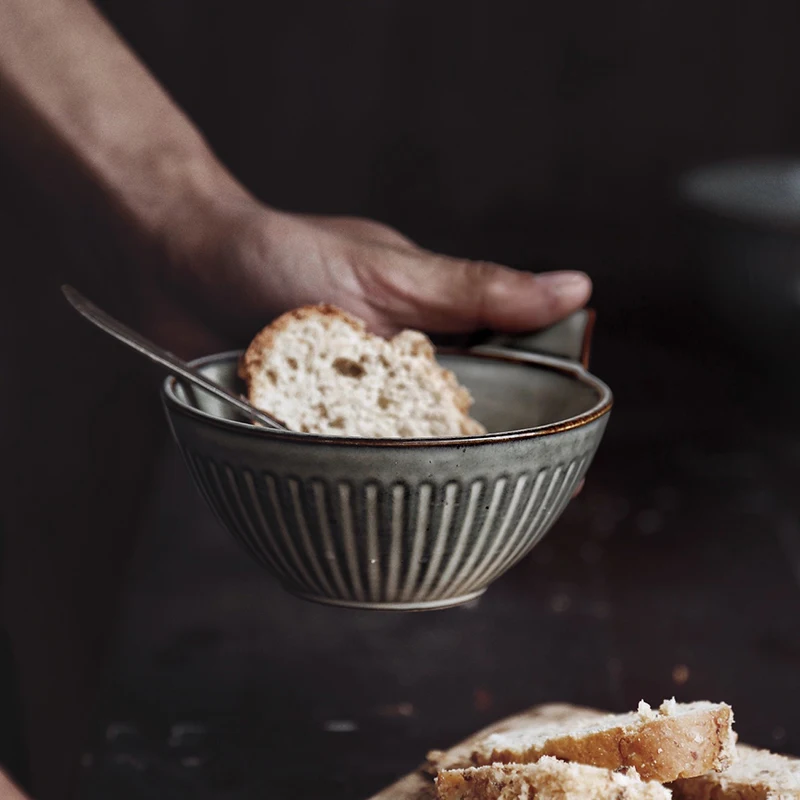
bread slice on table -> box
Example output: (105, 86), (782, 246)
(671, 744), (800, 800)
(427, 704), (611, 775)
(468, 699), (736, 783)
(238, 305), (486, 438)
(436, 757), (672, 800)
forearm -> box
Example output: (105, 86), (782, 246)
(0, 0), (246, 251)
(0, 770), (29, 799)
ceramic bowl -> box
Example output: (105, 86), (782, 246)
(161, 311), (612, 611)
(678, 158), (800, 361)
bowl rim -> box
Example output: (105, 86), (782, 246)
(162, 348), (613, 448)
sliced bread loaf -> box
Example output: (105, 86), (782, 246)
(238, 305), (486, 438)
(436, 757), (672, 800)
(671, 744), (800, 800)
(427, 704), (609, 774)
(469, 699), (736, 783)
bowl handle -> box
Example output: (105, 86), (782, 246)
(473, 309), (596, 368)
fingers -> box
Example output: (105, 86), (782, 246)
(363, 250), (591, 334)
(464, 261), (592, 332)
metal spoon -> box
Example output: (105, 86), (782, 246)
(62, 285), (287, 430)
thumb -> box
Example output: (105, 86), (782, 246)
(375, 252), (592, 334)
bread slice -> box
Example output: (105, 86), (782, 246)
(427, 704), (611, 775)
(436, 757), (672, 799)
(671, 744), (800, 800)
(469, 699), (736, 783)
(238, 305), (486, 438)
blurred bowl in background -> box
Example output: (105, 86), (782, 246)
(677, 158), (800, 362)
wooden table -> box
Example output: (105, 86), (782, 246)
(79, 330), (800, 799)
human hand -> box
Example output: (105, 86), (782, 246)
(142, 185), (591, 358)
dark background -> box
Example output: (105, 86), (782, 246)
(93, 0), (800, 333)
(1, 2), (799, 798)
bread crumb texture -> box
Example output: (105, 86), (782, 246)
(239, 305), (486, 438)
(436, 757), (672, 799)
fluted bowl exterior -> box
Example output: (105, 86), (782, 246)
(162, 351), (611, 610)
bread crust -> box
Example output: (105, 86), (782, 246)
(471, 702), (736, 783)
(373, 703), (795, 800)
(671, 744), (800, 800)
(238, 304), (363, 385)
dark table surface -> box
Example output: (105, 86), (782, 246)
(79, 329), (800, 800)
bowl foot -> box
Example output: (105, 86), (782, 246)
(287, 588), (487, 612)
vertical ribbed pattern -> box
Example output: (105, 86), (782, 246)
(337, 483), (365, 602)
(364, 483), (381, 602)
(429, 480), (483, 600)
(445, 477), (507, 598)
(385, 484), (405, 602)
(225, 466), (282, 576)
(182, 450), (590, 608)
(288, 479), (334, 598)
(414, 482), (458, 602)
(461, 469), (547, 594)
(311, 481), (350, 600)
(399, 483), (432, 603)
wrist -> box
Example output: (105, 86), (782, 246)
(127, 148), (279, 338)
(116, 142), (258, 293)
(118, 142), (244, 247)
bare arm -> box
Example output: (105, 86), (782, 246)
(0, 0), (590, 356)
(0, 769), (30, 799)
(0, 0), (243, 254)
(0, 8), (589, 798)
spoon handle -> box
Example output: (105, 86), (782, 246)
(61, 285), (286, 430)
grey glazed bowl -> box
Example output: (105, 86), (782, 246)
(162, 311), (612, 611)
(678, 158), (800, 360)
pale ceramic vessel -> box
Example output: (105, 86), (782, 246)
(162, 311), (612, 611)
